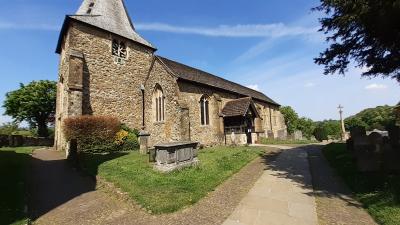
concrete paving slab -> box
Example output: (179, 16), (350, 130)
(222, 146), (318, 225)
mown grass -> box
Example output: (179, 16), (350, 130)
(260, 137), (318, 145)
(322, 143), (400, 225)
(80, 146), (264, 214)
(0, 147), (35, 225)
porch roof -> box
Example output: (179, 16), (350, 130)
(221, 97), (260, 118)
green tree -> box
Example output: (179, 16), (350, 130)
(280, 106), (299, 134)
(297, 117), (316, 139)
(3, 80), (57, 137)
(314, 120), (341, 141)
(345, 105), (396, 130)
(314, 0), (400, 82)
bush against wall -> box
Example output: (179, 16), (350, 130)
(63, 115), (121, 153)
(115, 124), (139, 151)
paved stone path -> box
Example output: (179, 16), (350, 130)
(223, 145), (318, 225)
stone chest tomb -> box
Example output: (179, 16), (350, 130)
(154, 142), (199, 172)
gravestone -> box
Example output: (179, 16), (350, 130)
(277, 129), (287, 140)
(154, 142), (199, 172)
(350, 126), (366, 138)
(352, 127), (380, 172)
(267, 130), (274, 139)
(368, 132), (383, 153)
(293, 130), (303, 140)
(382, 143), (400, 171)
(346, 138), (355, 158)
(388, 126), (400, 147)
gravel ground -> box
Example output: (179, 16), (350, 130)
(31, 147), (281, 225)
(307, 146), (377, 225)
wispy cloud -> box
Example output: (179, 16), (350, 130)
(0, 20), (317, 39)
(365, 83), (388, 90)
(304, 82), (316, 88)
(136, 22), (317, 38)
(246, 84), (260, 91)
(0, 21), (59, 31)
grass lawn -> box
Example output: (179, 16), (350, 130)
(0, 147), (35, 225)
(322, 143), (400, 225)
(260, 138), (318, 145)
(80, 146), (264, 214)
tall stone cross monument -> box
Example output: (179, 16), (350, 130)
(338, 105), (346, 141)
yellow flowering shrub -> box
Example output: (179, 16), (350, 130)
(115, 130), (129, 146)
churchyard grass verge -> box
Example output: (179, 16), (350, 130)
(322, 143), (400, 225)
(0, 147), (35, 225)
(80, 146), (264, 214)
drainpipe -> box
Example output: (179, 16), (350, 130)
(140, 84), (145, 129)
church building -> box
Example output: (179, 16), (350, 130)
(54, 0), (287, 151)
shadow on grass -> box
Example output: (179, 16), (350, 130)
(27, 150), (128, 221)
(316, 143), (400, 222)
(0, 149), (31, 225)
(78, 152), (129, 176)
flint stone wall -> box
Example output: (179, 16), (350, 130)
(0, 135), (54, 147)
(55, 21), (287, 149)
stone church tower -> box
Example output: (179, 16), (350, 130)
(54, 0), (156, 151)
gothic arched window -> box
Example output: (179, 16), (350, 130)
(153, 85), (164, 122)
(200, 95), (209, 125)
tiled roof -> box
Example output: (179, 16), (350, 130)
(56, 0), (155, 53)
(221, 97), (260, 117)
(157, 56), (280, 106)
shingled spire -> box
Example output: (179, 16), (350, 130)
(56, 0), (154, 53)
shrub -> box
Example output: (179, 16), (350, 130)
(122, 133), (139, 151)
(121, 123), (140, 136)
(114, 125), (139, 151)
(63, 115), (121, 153)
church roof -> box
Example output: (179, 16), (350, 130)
(221, 97), (260, 117)
(56, 0), (155, 53)
(157, 56), (280, 106)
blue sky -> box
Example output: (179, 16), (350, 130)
(0, 0), (399, 124)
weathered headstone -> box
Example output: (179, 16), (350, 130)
(350, 126), (366, 138)
(388, 126), (400, 147)
(267, 130), (274, 139)
(346, 137), (355, 158)
(293, 130), (303, 140)
(277, 129), (287, 140)
(382, 143), (400, 172)
(351, 127), (380, 172)
(368, 132), (383, 153)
